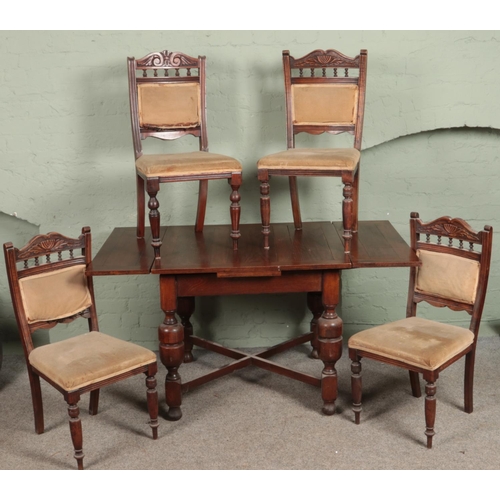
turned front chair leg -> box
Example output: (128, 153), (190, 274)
(147, 178), (162, 260)
(67, 397), (84, 470)
(146, 369), (159, 440)
(259, 171), (271, 250)
(229, 174), (242, 251)
(351, 356), (362, 424)
(424, 378), (437, 449)
(342, 181), (354, 254)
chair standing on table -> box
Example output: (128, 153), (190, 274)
(3, 228), (159, 469)
(348, 212), (493, 448)
(257, 48), (368, 252)
(128, 50), (243, 258)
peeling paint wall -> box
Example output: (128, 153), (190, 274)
(0, 213), (39, 349)
(1, 30), (499, 353)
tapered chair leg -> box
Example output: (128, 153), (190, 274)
(464, 350), (476, 414)
(28, 368), (44, 434)
(289, 176), (302, 230)
(89, 389), (100, 415)
(352, 168), (360, 232)
(146, 371), (159, 440)
(424, 379), (437, 449)
(351, 357), (362, 424)
(409, 371), (422, 398)
(195, 179), (209, 233)
(137, 174), (146, 238)
(67, 399), (84, 470)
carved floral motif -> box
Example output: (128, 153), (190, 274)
(292, 49), (359, 69)
(136, 50), (198, 69)
(419, 217), (481, 243)
(17, 233), (83, 260)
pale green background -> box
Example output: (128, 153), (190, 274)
(1, 30), (499, 353)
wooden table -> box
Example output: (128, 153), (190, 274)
(88, 221), (419, 419)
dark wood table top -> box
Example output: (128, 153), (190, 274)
(333, 221), (419, 268)
(88, 221), (419, 277)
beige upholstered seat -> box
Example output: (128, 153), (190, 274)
(348, 317), (474, 371)
(3, 228), (159, 469)
(257, 148), (360, 171)
(348, 213), (493, 449)
(257, 49), (368, 252)
(136, 151), (242, 178)
(29, 331), (157, 391)
(128, 50), (242, 259)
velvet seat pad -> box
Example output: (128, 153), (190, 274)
(257, 148), (360, 171)
(136, 151), (242, 178)
(29, 331), (157, 391)
(348, 316), (474, 371)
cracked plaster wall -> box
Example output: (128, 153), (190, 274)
(1, 30), (499, 353)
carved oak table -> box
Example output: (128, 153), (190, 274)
(88, 221), (419, 419)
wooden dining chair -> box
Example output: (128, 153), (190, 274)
(3, 227), (159, 469)
(128, 50), (243, 259)
(258, 48), (368, 252)
(348, 213), (493, 448)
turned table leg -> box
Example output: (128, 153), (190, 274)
(159, 275), (184, 420)
(318, 271), (343, 415)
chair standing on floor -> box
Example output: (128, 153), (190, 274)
(348, 212), (493, 448)
(257, 48), (368, 252)
(128, 50), (243, 258)
(3, 228), (159, 470)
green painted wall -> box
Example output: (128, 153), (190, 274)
(1, 30), (499, 353)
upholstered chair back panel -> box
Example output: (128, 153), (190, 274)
(415, 249), (480, 304)
(291, 83), (359, 125)
(138, 82), (200, 129)
(19, 264), (92, 324)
